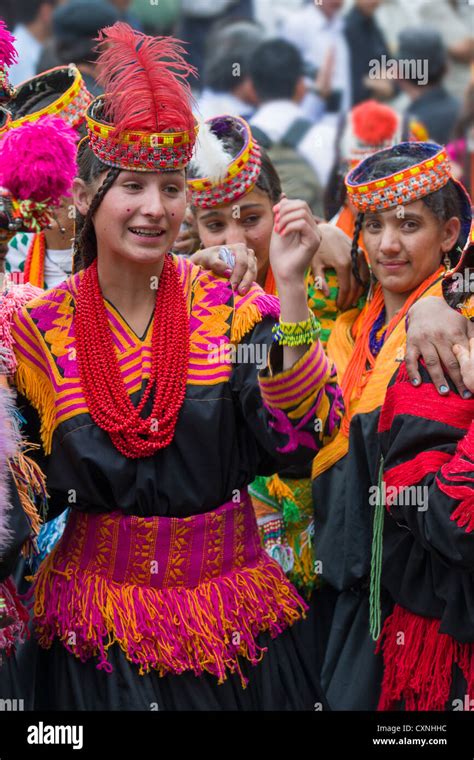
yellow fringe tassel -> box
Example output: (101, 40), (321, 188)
(231, 300), (268, 345)
(15, 360), (57, 455)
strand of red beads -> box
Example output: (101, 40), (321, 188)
(75, 254), (189, 459)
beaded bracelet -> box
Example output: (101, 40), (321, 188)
(272, 312), (321, 346)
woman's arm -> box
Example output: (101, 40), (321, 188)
(405, 296), (474, 397)
(231, 308), (343, 475)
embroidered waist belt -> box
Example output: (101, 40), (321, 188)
(31, 491), (307, 684)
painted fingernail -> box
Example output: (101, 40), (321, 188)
(280, 226), (286, 235)
(439, 385), (449, 394)
(463, 390), (472, 399)
(411, 378), (420, 386)
(239, 285), (248, 294)
(223, 268), (233, 277)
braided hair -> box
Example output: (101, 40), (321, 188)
(350, 211), (365, 287)
(73, 140), (120, 272)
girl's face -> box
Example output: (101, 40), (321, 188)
(73, 170), (186, 265)
(362, 199), (461, 295)
(194, 187), (275, 283)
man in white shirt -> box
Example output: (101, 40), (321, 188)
(196, 21), (264, 121)
(279, 0), (351, 121)
(249, 38), (338, 191)
(8, 0), (57, 86)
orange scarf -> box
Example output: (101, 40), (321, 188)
(24, 232), (46, 289)
(312, 266), (444, 479)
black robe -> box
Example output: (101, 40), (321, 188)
(10, 258), (343, 711)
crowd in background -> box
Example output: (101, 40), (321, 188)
(1, 0), (472, 207)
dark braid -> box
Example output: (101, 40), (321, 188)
(72, 141), (120, 271)
(14, 87), (55, 118)
(351, 212), (364, 287)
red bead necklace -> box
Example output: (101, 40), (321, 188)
(75, 254), (189, 459)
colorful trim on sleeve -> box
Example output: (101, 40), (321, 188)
(259, 340), (330, 411)
(259, 341), (343, 453)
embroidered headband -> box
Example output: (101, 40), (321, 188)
(86, 95), (198, 172)
(345, 142), (451, 212)
(188, 115), (262, 208)
(84, 23), (198, 172)
(1, 65), (92, 133)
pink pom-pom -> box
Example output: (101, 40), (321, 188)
(0, 116), (78, 204)
(0, 20), (17, 68)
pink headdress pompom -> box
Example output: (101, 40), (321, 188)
(0, 20), (17, 69)
(0, 115), (78, 205)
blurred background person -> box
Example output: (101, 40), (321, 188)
(391, 27), (462, 145)
(7, 0), (59, 85)
(413, 0), (473, 102)
(249, 38), (335, 214)
(279, 0), (351, 122)
(344, 0), (393, 104)
(107, 0), (143, 30)
(196, 20), (264, 120)
(446, 79), (474, 196)
(36, 0), (120, 93)
(178, 0), (254, 75)
(127, 0), (180, 35)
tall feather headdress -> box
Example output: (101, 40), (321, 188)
(85, 22), (198, 171)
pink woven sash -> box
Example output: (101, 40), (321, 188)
(32, 491), (307, 684)
(55, 491), (261, 588)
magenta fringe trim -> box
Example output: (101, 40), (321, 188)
(32, 550), (307, 685)
(0, 578), (29, 661)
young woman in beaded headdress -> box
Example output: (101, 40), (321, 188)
(371, 226), (474, 712)
(310, 141), (472, 710)
(0, 21), (92, 289)
(10, 22), (344, 710)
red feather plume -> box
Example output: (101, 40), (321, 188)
(352, 100), (399, 146)
(95, 22), (196, 135)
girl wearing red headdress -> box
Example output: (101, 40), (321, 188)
(10, 23), (343, 710)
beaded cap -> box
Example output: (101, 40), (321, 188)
(188, 116), (262, 208)
(1, 65), (92, 132)
(87, 95), (198, 172)
(85, 23), (198, 172)
(346, 142), (452, 212)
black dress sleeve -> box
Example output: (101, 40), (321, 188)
(379, 363), (474, 571)
(230, 317), (343, 476)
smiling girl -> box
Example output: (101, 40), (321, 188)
(10, 23), (343, 711)
(311, 141), (472, 710)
